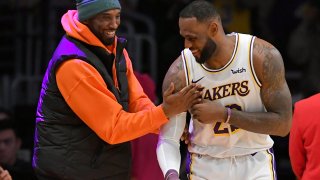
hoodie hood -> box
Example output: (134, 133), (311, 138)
(61, 10), (116, 54)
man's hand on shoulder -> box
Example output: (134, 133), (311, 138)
(162, 83), (202, 118)
(161, 56), (203, 118)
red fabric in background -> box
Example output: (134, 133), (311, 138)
(289, 93), (320, 180)
(131, 71), (163, 180)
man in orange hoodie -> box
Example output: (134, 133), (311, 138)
(32, 0), (202, 179)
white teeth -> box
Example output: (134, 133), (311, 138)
(106, 31), (115, 36)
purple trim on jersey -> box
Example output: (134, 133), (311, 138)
(186, 152), (191, 175)
(267, 148), (277, 180)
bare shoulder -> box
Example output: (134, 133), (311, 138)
(252, 37), (285, 86)
(162, 55), (187, 94)
(252, 37), (292, 116)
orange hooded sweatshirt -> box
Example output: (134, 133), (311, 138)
(56, 10), (167, 144)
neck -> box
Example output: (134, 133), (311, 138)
(204, 34), (235, 69)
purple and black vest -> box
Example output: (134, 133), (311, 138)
(33, 35), (131, 179)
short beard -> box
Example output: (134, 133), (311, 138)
(196, 38), (216, 64)
(90, 26), (115, 46)
(102, 37), (115, 46)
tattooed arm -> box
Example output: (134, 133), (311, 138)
(191, 37), (292, 136)
(228, 38), (292, 136)
(160, 55), (202, 118)
(157, 56), (189, 179)
(162, 56), (187, 94)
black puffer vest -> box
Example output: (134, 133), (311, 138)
(33, 35), (131, 180)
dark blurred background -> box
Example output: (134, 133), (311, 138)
(0, 0), (319, 179)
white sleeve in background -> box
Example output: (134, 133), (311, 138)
(156, 112), (187, 176)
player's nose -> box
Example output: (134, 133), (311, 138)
(184, 39), (192, 49)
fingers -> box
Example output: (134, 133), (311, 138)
(190, 103), (200, 113)
(163, 82), (175, 97)
(182, 85), (203, 107)
(195, 85), (204, 92)
(189, 95), (202, 107)
(176, 84), (203, 102)
(162, 83), (204, 117)
(191, 85), (204, 99)
(192, 114), (199, 120)
(183, 128), (189, 144)
(179, 83), (196, 95)
(190, 104), (201, 120)
(180, 123), (190, 144)
(180, 127), (187, 140)
(201, 99), (208, 103)
(180, 83), (203, 95)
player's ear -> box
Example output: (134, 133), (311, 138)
(208, 21), (218, 37)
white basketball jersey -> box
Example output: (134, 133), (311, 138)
(182, 33), (274, 158)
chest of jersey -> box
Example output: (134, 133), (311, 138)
(181, 33), (273, 157)
(182, 33), (263, 112)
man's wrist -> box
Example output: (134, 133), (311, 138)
(165, 169), (179, 180)
(160, 103), (170, 118)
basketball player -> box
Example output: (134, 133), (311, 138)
(156, 1), (292, 180)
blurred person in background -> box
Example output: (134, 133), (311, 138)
(287, 0), (320, 98)
(0, 120), (37, 180)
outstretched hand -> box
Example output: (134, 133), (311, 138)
(162, 83), (203, 118)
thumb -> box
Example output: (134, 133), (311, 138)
(163, 82), (175, 97)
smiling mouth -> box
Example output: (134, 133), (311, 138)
(105, 31), (116, 37)
(191, 50), (200, 57)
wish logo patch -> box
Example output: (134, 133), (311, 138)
(231, 67), (246, 74)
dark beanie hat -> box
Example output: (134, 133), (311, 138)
(76, 0), (121, 21)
